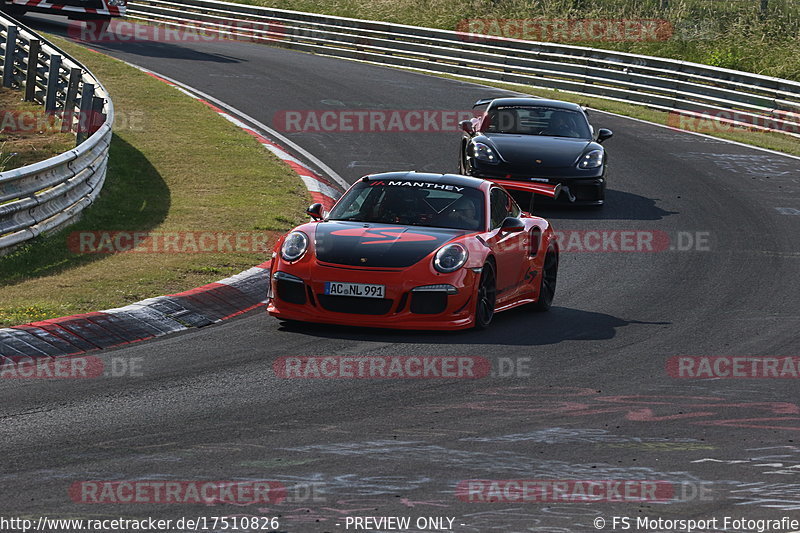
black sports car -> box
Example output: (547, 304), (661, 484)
(458, 97), (613, 207)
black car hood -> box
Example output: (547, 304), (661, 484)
(315, 221), (465, 268)
(478, 133), (594, 168)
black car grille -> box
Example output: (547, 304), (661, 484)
(317, 295), (393, 315)
(276, 279), (307, 305)
(570, 181), (604, 201)
(410, 292), (448, 314)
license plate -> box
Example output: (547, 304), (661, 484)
(324, 282), (385, 298)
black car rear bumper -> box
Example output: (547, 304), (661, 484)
(465, 168), (605, 206)
(538, 177), (605, 206)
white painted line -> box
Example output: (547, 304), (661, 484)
(300, 176), (341, 199)
(174, 86), (196, 99)
(118, 58), (341, 211)
(217, 112), (253, 131)
(120, 62), (350, 189)
(262, 143), (303, 165)
(315, 56), (800, 162)
(212, 113), (338, 194)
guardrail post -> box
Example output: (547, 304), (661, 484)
(44, 54), (61, 113)
(3, 25), (18, 88)
(0, 14), (112, 253)
(24, 38), (40, 102)
(61, 68), (82, 133)
(76, 82), (95, 145)
(90, 95), (105, 135)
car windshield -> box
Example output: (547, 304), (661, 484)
(327, 181), (485, 231)
(481, 106), (592, 139)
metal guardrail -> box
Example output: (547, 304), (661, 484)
(127, 0), (800, 137)
(0, 13), (112, 252)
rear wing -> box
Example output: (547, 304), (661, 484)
(473, 98), (495, 108)
(489, 179), (561, 199)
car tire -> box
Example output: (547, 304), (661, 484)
(595, 180), (606, 207)
(473, 262), (496, 329)
(531, 245), (558, 312)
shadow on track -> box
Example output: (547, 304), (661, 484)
(80, 40), (243, 64)
(276, 307), (670, 346)
(535, 189), (677, 221)
(23, 14), (243, 64)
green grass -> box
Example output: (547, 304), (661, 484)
(233, 0), (800, 80)
(0, 36), (309, 326)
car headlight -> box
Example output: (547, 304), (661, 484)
(280, 231), (309, 262)
(473, 142), (499, 164)
(433, 243), (468, 273)
(577, 149), (604, 169)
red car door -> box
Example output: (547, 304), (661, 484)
(484, 187), (529, 306)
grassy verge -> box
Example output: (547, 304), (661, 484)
(0, 88), (75, 170)
(0, 36), (309, 326)
(233, 0), (800, 80)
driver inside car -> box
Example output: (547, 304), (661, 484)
(543, 111), (581, 137)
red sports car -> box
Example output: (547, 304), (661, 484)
(267, 172), (560, 330)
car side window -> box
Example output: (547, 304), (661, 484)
(490, 188), (521, 229)
(508, 194), (521, 218)
(490, 188), (509, 229)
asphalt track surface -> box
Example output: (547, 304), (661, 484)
(2, 14), (800, 532)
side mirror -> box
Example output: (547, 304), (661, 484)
(597, 128), (613, 143)
(306, 203), (324, 220)
(459, 119), (475, 135)
(500, 217), (524, 233)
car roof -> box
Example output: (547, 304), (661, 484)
(487, 97), (583, 112)
(361, 171), (488, 191)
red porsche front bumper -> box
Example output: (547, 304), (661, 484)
(266, 260), (481, 330)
